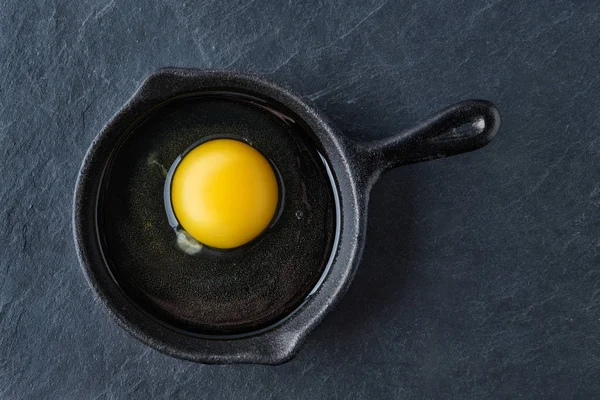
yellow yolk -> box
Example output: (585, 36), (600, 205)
(170, 139), (279, 249)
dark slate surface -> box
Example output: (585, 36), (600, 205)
(1, 0), (599, 398)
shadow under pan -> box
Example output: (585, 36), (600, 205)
(97, 91), (338, 336)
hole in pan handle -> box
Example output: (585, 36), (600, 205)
(358, 100), (501, 175)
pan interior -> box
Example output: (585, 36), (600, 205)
(96, 91), (338, 336)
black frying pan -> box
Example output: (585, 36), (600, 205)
(73, 68), (500, 364)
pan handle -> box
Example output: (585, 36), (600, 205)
(356, 100), (500, 177)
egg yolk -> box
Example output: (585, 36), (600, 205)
(170, 139), (279, 249)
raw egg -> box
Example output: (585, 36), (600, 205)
(99, 92), (336, 334)
(170, 138), (279, 249)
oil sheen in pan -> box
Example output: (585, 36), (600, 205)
(96, 91), (340, 336)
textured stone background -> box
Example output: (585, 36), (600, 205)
(1, 0), (599, 398)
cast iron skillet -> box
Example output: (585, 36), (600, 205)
(73, 68), (500, 364)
